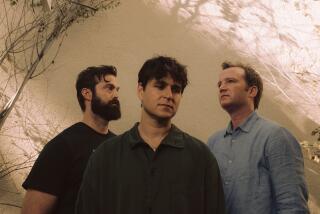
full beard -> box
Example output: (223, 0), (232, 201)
(91, 97), (121, 121)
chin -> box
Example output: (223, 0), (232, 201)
(220, 101), (231, 108)
(156, 113), (175, 121)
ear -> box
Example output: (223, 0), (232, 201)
(137, 83), (144, 101)
(81, 88), (92, 101)
(248, 86), (258, 98)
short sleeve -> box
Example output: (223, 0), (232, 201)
(22, 135), (71, 196)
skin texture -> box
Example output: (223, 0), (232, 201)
(217, 67), (257, 129)
(21, 74), (120, 214)
(137, 75), (183, 150)
(21, 190), (57, 214)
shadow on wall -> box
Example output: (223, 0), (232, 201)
(0, 0), (319, 211)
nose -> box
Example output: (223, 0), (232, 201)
(163, 86), (173, 99)
(219, 82), (227, 93)
(113, 89), (119, 98)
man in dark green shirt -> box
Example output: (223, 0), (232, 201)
(76, 56), (226, 214)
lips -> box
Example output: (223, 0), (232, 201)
(220, 94), (229, 99)
(109, 99), (120, 107)
(158, 104), (173, 109)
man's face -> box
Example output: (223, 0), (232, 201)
(217, 67), (253, 112)
(138, 75), (182, 121)
(91, 74), (121, 121)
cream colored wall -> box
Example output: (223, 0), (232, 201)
(0, 0), (319, 211)
(38, 0), (318, 142)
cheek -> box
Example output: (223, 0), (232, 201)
(174, 96), (182, 105)
(103, 93), (113, 100)
(142, 92), (155, 104)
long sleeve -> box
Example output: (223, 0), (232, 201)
(75, 153), (100, 214)
(205, 147), (226, 214)
(266, 127), (309, 214)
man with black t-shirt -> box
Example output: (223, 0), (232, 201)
(21, 65), (121, 214)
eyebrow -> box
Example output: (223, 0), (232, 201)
(155, 79), (181, 86)
(155, 79), (166, 83)
(217, 77), (237, 86)
(219, 77), (237, 82)
(103, 82), (120, 89)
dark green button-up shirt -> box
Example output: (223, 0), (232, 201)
(76, 123), (226, 214)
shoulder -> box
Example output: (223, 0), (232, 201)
(42, 123), (82, 149)
(255, 116), (300, 153)
(57, 122), (90, 139)
(255, 115), (282, 131)
(255, 115), (296, 140)
(50, 123), (84, 142)
(178, 129), (202, 146)
(180, 131), (212, 155)
(35, 125), (82, 159)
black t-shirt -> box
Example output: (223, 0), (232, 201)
(22, 122), (116, 214)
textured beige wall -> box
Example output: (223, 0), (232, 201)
(0, 0), (319, 212)
(34, 0), (318, 142)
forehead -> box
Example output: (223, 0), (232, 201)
(150, 75), (180, 85)
(96, 74), (118, 85)
(219, 67), (245, 80)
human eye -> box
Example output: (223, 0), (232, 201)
(154, 81), (166, 90)
(105, 84), (115, 91)
(226, 78), (236, 84)
(171, 85), (182, 93)
(217, 81), (222, 88)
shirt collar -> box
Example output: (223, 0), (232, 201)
(129, 122), (185, 149)
(224, 111), (259, 137)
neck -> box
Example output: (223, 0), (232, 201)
(138, 111), (171, 150)
(82, 111), (109, 134)
(228, 107), (254, 130)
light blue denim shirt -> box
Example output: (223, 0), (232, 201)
(208, 112), (309, 214)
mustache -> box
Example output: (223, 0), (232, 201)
(108, 98), (120, 106)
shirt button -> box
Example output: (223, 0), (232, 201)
(231, 139), (235, 143)
(224, 181), (229, 185)
(228, 160), (232, 164)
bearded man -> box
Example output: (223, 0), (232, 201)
(21, 65), (121, 214)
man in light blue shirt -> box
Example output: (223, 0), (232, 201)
(208, 62), (309, 214)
